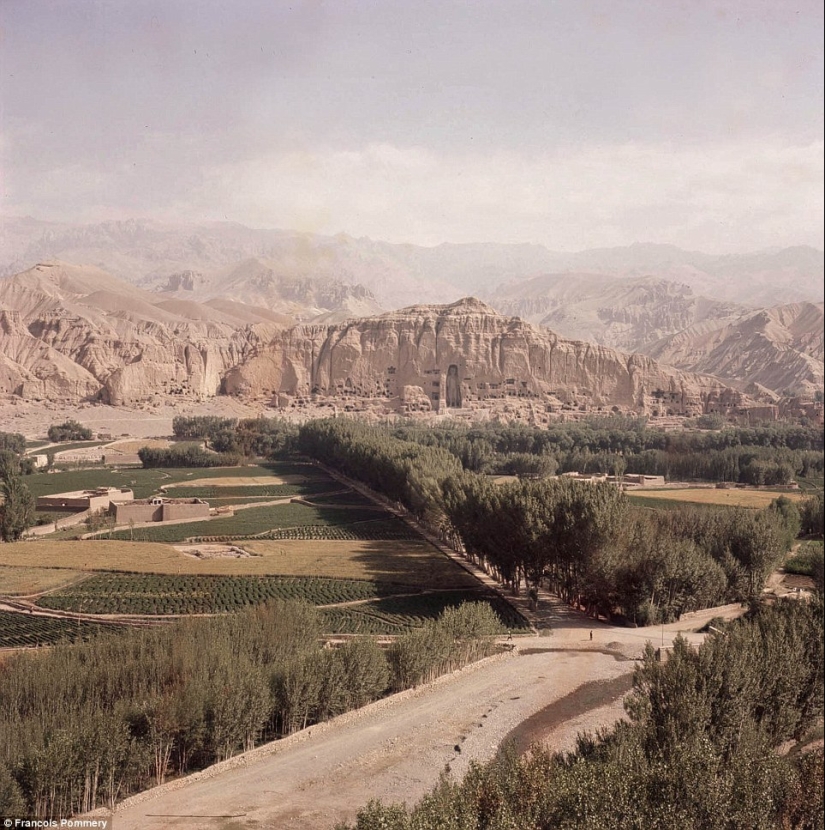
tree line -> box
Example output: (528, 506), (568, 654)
(137, 445), (242, 468)
(339, 596), (824, 830)
(171, 415), (298, 458)
(390, 418), (824, 483)
(0, 601), (501, 818)
(297, 419), (814, 624)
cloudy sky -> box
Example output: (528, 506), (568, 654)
(1, 0), (822, 252)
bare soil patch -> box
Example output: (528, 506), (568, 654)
(0, 565), (87, 596)
(0, 539), (477, 585)
(633, 486), (805, 508)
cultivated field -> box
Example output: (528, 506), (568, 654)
(0, 611), (118, 649)
(630, 486), (806, 509)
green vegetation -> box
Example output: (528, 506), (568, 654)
(0, 601), (501, 817)
(47, 420), (92, 442)
(785, 541), (824, 584)
(387, 417), (824, 483)
(138, 445), (242, 468)
(299, 420), (803, 624)
(254, 518), (420, 541)
(172, 414), (298, 458)
(37, 573), (416, 616)
(162, 481), (334, 499)
(0, 611), (116, 648)
(0, 451), (35, 542)
(321, 591), (528, 635)
(0, 432), (27, 455)
(800, 492), (825, 537)
(105, 502), (395, 543)
(23, 462), (309, 501)
(340, 597), (825, 830)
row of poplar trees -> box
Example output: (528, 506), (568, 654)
(0, 601), (501, 818)
(299, 419), (809, 624)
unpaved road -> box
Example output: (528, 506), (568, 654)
(109, 607), (733, 830)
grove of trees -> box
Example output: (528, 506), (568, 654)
(0, 450), (35, 542)
(298, 419), (805, 624)
(47, 420), (93, 442)
(0, 601), (501, 818)
(172, 415), (298, 458)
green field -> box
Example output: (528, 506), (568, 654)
(256, 518), (420, 541)
(159, 481), (337, 499)
(0, 611), (119, 649)
(320, 590), (529, 634)
(300, 490), (382, 507)
(105, 502), (395, 543)
(627, 495), (723, 512)
(25, 462), (329, 501)
(37, 572), (418, 615)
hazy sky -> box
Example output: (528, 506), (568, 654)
(1, 0), (822, 252)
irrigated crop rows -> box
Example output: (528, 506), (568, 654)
(37, 573), (420, 616)
(0, 611), (114, 648)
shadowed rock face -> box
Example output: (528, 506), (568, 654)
(223, 298), (742, 416)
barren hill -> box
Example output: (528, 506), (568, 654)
(487, 274), (744, 353)
(3, 218), (820, 311)
(0, 262), (285, 404)
(646, 302), (825, 397)
(145, 257), (384, 322)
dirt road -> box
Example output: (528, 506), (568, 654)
(109, 645), (634, 830)
(108, 592), (745, 830)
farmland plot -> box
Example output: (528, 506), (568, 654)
(37, 573), (415, 616)
(0, 610), (117, 648)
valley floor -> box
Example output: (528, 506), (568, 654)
(102, 601), (742, 830)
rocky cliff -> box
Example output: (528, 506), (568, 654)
(0, 262), (282, 404)
(0, 264), (765, 417)
(223, 298), (745, 417)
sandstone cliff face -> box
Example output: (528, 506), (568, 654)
(0, 263), (760, 415)
(0, 262), (282, 404)
(223, 298), (740, 416)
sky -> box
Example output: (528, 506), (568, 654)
(1, 0), (823, 253)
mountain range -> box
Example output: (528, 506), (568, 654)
(0, 218), (822, 404)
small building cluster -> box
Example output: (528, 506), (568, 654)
(35, 488), (210, 525)
(36, 487), (134, 513)
(111, 497), (209, 524)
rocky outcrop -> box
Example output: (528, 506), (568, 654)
(223, 298), (745, 417)
(0, 262), (283, 404)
